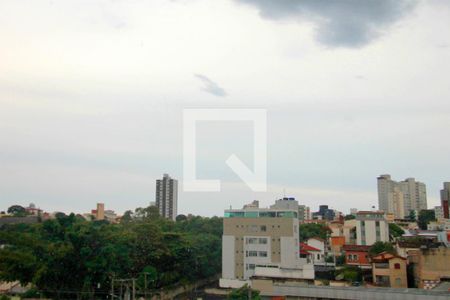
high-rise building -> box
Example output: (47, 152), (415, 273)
(220, 200), (314, 288)
(355, 211), (389, 246)
(440, 182), (450, 219)
(399, 178), (427, 212)
(298, 205), (311, 222)
(95, 203), (105, 220)
(155, 174), (178, 221)
(377, 175), (427, 218)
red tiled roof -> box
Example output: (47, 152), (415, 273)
(300, 242), (320, 252)
(343, 244), (371, 252)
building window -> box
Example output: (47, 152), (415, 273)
(260, 225), (267, 232)
(394, 263), (401, 269)
(395, 278), (402, 285)
(259, 251), (268, 257)
(259, 238), (268, 244)
(247, 250), (258, 257)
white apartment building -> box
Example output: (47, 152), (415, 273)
(220, 201), (314, 288)
(355, 211), (389, 246)
(435, 206), (444, 221)
(377, 175), (427, 218)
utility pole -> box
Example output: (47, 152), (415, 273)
(132, 278), (136, 300)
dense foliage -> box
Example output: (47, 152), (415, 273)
(0, 207), (222, 299)
(368, 241), (395, 256)
(299, 223), (331, 242)
(228, 284), (260, 300)
(388, 223), (404, 240)
(417, 209), (435, 230)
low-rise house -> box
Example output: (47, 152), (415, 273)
(306, 237), (326, 264)
(299, 242), (321, 264)
(371, 252), (407, 288)
(343, 244), (371, 269)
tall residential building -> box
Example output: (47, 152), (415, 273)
(355, 211), (389, 246)
(298, 205), (311, 222)
(388, 187), (405, 219)
(220, 200), (314, 288)
(399, 178), (427, 212)
(155, 174), (178, 221)
(95, 203), (105, 220)
(377, 174), (427, 218)
(440, 182), (450, 219)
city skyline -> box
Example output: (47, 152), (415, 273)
(1, 0), (450, 216)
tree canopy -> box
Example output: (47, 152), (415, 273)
(389, 223), (404, 240)
(417, 209), (435, 230)
(368, 241), (395, 257)
(0, 207), (223, 299)
(299, 223), (331, 242)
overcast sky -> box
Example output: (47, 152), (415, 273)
(1, 0), (450, 216)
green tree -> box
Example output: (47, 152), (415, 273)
(0, 210), (223, 299)
(335, 266), (362, 282)
(417, 209), (435, 230)
(228, 284), (260, 300)
(7, 205), (27, 217)
(389, 223), (404, 240)
(299, 223), (331, 242)
(344, 214), (356, 220)
(368, 241), (395, 256)
(407, 210), (416, 221)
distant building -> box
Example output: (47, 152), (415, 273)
(377, 175), (427, 218)
(313, 205), (335, 221)
(298, 205), (311, 222)
(104, 210), (117, 223)
(25, 203), (42, 216)
(96, 203), (104, 220)
(434, 206), (444, 221)
(155, 174), (178, 221)
(355, 211), (389, 246)
(372, 252), (407, 288)
(270, 197), (311, 222)
(220, 200), (314, 288)
(440, 182), (450, 219)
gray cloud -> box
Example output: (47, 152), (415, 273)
(194, 74), (227, 97)
(235, 0), (417, 48)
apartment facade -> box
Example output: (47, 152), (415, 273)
(355, 211), (389, 245)
(155, 174), (178, 220)
(440, 182), (450, 219)
(377, 174), (427, 218)
(220, 201), (313, 288)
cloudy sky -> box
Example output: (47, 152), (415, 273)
(1, 0), (450, 216)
